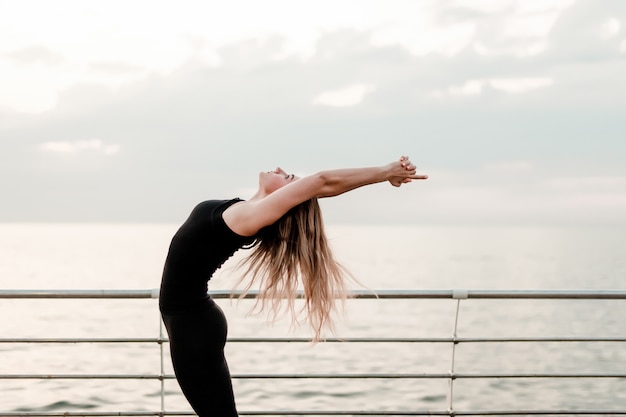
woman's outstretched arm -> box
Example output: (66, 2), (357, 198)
(224, 156), (427, 236)
(314, 156), (427, 197)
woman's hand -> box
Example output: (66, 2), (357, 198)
(387, 155), (428, 187)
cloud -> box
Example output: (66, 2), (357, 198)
(436, 0), (575, 57)
(38, 139), (120, 155)
(431, 77), (553, 97)
(546, 1), (626, 62)
(489, 78), (554, 93)
(600, 18), (621, 39)
(434, 79), (483, 97)
(312, 84), (376, 107)
(89, 61), (146, 75)
(5, 45), (64, 66)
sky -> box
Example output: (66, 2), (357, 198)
(1, 0), (625, 225)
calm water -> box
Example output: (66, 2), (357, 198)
(1, 222), (625, 414)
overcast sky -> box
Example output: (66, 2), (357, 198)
(1, 0), (625, 225)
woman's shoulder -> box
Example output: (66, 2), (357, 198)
(182, 199), (243, 223)
(193, 198), (243, 210)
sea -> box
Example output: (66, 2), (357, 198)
(1, 222), (625, 415)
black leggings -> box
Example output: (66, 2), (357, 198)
(161, 298), (238, 417)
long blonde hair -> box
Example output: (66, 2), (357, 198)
(235, 198), (351, 341)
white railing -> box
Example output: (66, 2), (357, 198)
(1, 289), (625, 416)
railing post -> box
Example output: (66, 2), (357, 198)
(159, 313), (165, 416)
(448, 290), (468, 415)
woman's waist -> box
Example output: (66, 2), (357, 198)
(158, 281), (213, 311)
(159, 293), (215, 315)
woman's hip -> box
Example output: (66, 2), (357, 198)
(161, 297), (229, 350)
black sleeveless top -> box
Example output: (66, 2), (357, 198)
(159, 199), (255, 312)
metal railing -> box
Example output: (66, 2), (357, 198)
(1, 289), (625, 416)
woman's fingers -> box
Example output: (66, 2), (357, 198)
(402, 162), (416, 173)
(399, 156), (416, 171)
(395, 155), (427, 183)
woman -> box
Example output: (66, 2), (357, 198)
(159, 155), (427, 416)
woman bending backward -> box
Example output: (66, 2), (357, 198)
(159, 156), (427, 416)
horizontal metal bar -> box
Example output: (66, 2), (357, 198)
(0, 289), (158, 299)
(2, 336), (625, 344)
(452, 372), (626, 379)
(2, 289), (626, 299)
(205, 336), (626, 343)
(453, 412), (626, 416)
(2, 372), (625, 380)
(454, 289), (626, 300)
(226, 289), (626, 300)
(0, 338), (164, 343)
(0, 374), (172, 380)
(0, 414), (191, 417)
(0, 410), (625, 416)
(235, 372), (626, 379)
(452, 337), (626, 343)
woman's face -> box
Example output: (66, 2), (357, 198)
(259, 167), (298, 194)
